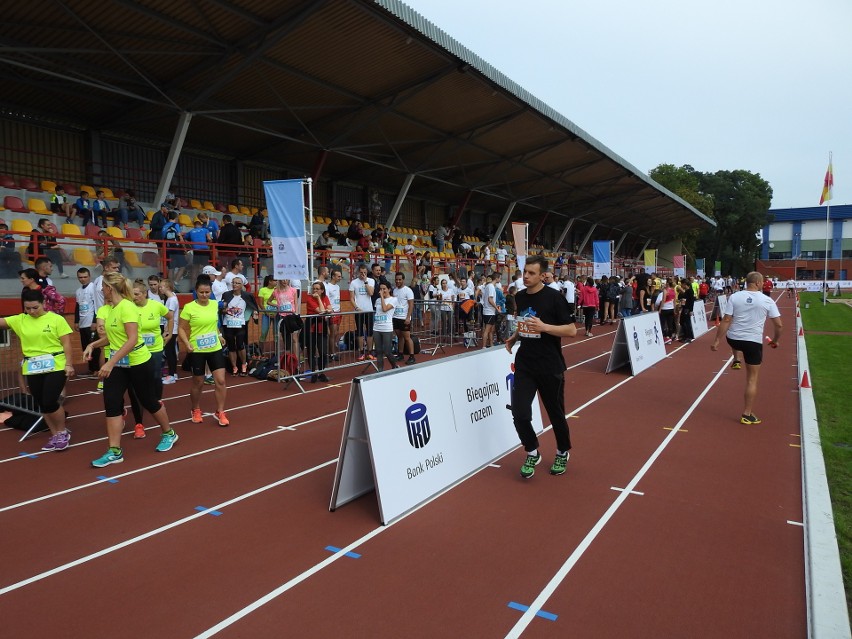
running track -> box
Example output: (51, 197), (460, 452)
(0, 294), (805, 638)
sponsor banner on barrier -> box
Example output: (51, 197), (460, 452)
(330, 347), (543, 524)
(794, 280), (852, 291)
(690, 302), (710, 338)
(605, 311), (667, 376)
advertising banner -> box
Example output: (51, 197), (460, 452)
(330, 347), (543, 524)
(644, 249), (657, 273)
(673, 254), (685, 278)
(511, 222), (528, 273)
(714, 260), (722, 277)
(593, 241), (612, 278)
(605, 311), (667, 376)
(690, 300), (710, 338)
(263, 179), (308, 280)
(696, 258), (705, 278)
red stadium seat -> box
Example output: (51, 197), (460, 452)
(62, 184), (79, 196)
(214, 202), (227, 213)
(0, 175), (16, 188)
(3, 196), (28, 213)
(126, 227), (144, 240)
(85, 223), (101, 238)
(19, 177), (38, 190)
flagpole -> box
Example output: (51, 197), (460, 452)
(822, 152), (832, 305)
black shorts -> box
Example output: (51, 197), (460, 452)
(392, 317), (410, 331)
(483, 314), (496, 325)
(355, 311), (373, 337)
(726, 337), (763, 366)
(189, 349), (227, 376)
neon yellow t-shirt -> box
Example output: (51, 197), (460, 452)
(5, 312), (72, 375)
(180, 300), (222, 353)
(258, 286), (276, 310)
(105, 298), (150, 367)
(136, 299), (169, 353)
(96, 304), (111, 358)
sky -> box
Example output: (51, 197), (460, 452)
(402, 0), (852, 210)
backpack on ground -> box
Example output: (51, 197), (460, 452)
(280, 352), (299, 376)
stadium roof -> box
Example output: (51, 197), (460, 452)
(0, 0), (714, 242)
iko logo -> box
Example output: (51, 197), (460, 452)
(404, 389), (431, 449)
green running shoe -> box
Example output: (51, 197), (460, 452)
(550, 453), (569, 475)
(520, 453), (541, 479)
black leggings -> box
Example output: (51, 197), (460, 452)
(660, 309), (675, 338)
(583, 306), (595, 333)
(223, 326), (248, 352)
(26, 370), (67, 413)
(129, 351), (163, 424)
(163, 336), (178, 376)
(103, 358), (160, 418)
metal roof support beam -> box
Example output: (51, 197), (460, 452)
(529, 212), (550, 245)
(450, 190), (473, 228)
(311, 150), (328, 182)
(153, 111), (192, 209)
(384, 173), (415, 230)
(613, 231), (629, 256)
(637, 238), (653, 261)
(576, 223), (598, 256)
(553, 218), (576, 252)
(491, 201), (517, 247)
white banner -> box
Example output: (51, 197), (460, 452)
(794, 280), (852, 291)
(606, 311), (667, 376)
(592, 240), (612, 278)
(264, 179), (308, 280)
(512, 222), (528, 273)
(330, 348), (543, 524)
(690, 300), (710, 339)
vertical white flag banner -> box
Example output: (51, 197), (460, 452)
(593, 240), (612, 278)
(673, 254), (686, 278)
(263, 179), (308, 280)
(511, 222), (528, 273)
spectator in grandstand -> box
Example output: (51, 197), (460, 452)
(85, 272), (177, 467)
(392, 271), (416, 365)
(49, 185), (73, 218)
(314, 230), (333, 252)
(159, 279), (180, 384)
(148, 204), (168, 240)
(0, 223), (22, 277)
(183, 219), (213, 285)
(92, 190), (111, 228)
(504, 255), (576, 479)
(711, 272), (782, 425)
(197, 211), (219, 242)
(495, 245), (508, 280)
(179, 275), (229, 427)
(29, 220), (68, 278)
(248, 210), (266, 239)
(129, 279), (172, 439)
(115, 194), (146, 230)
(349, 264), (375, 360)
(75, 190), (97, 226)
(221, 276), (258, 377)
(433, 223), (448, 254)
(273, 278), (303, 357)
(373, 282), (398, 372)
(0, 288), (74, 452)
(403, 236), (416, 268)
(346, 220), (364, 246)
(304, 280), (332, 382)
(75, 267), (100, 375)
(95, 229), (126, 273)
(217, 214), (243, 250)
(578, 277), (599, 337)
(417, 251), (433, 278)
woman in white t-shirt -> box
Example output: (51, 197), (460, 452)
(373, 282), (397, 372)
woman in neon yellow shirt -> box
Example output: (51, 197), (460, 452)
(84, 272), (177, 467)
(179, 275), (229, 426)
(0, 288), (74, 452)
(257, 274), (276, 347)
(126, 279), (173, 439)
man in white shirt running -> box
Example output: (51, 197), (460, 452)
(711, 271), (782, 425)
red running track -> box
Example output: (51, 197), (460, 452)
(0, 295), (805, 638)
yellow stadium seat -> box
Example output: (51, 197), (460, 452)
(106, 226), (124, 239)
(238, 206), (250, 216)
(145, 210), (154, 221)
(124, 251), (145, 268)
(61, 223), (82, 236)
(73, 248), (97, 266)
(190, 199), (202, 210)
(28, 198), (49, 214)
(394, 248), (403, 255)
(99, 187), (115, 198)
(11, 219), (33, 233)
(178, 214), (192, 227)
(202, 201), (215, 211)
(80, 184), (95, 197)
(40, 180), (56, 192)
(250, 207), (259, 214)
(227, 204), (239, 215)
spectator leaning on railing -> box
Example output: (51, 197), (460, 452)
(0, 222), (22, 277)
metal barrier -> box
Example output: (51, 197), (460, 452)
(0, 329), (48, 441)
(410, 299), (494, 353)
(262, 308), (379, 393)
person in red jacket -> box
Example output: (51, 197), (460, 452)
(578, 277), (599, 337)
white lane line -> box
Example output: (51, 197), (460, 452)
(504, 356), (734, 638)
(787, 520), (804, 527)
(0, 458), (338, 596)
(0, 409), (346, 514)
(562, 327), (617, 348)
(610, 487), (644, 496)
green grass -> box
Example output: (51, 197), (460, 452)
(803, 330), (852, 611)
(799, 292), (852, 332)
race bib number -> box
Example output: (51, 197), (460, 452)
(142, 333), (156, 347)
(266, 303), (278, 311)
(79, 303), (91, 314)
(376, 312), (390, 324)
(224, 315), (243, 328)
(280, 302), (292, 313)
(116, 354), (130, 367)
(393, 305), (407, 319)
(196, 332), (218, 349)
(518, 318), (541, 339)
(24, 354), (55, 375)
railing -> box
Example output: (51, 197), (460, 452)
(0, 329), (47, 441)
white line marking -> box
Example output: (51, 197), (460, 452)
(610, 487), (644, 496)
(504, 356), (734, 638)
(488, 464), (501, 468)
(787, 520), (804, 527)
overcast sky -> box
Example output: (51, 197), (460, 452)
(402, 0), (852, 210)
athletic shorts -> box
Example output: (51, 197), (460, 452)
(189, 349), (227, 376)
(726, 337), (763, 366)
(392, 317), (410, 331)
(482, 314), (496, 325)
(355, 311), (373, 337)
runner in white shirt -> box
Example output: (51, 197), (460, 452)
(561, 277), (576, 320)
(75, 268), (99, 375)
(392, 272), (416, 365)
(481, 275), (498, 348)
(348, 264), (375, 357)
(712, 271), (782, 425)
(513, 270), (525, 292)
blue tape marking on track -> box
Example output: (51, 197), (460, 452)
(194, 506), (223, 516)
(96, 475), (119, 484)
(325, 545), (361, 559)
(507, 602), (558, 621)
(18, 452), (38, 459)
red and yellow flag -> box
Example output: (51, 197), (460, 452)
(819, 159), (833, 205)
